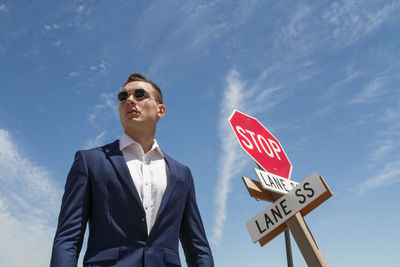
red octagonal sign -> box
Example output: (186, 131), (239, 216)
(229, 109), (292, 179)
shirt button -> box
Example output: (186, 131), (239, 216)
(141, 217), (145, 222)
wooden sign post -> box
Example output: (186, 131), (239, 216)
(242, 172), (332, 266)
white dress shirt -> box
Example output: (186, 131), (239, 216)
(119, 133), (169, 234)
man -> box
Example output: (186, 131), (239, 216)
(50, 73), (214, 267)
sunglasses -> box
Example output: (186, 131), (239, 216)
(117, 88), (148, 101)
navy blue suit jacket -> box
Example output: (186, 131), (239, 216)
(50, 140), (214, 267)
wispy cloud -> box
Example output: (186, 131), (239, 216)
(247, 70), (288, 116)
(133, 1), (227, 50)
(0, 129), (61, 266)
(273, 0), (399, 60)
(89, 60), (109, 74)
(372, 105), (400, 160)
(366, 1), (399, 33)
(357, 104), (400, 193)
(181, 0), (262, 50)
(381, 106), (400, 130)
(350, 76), (386, 104)
(369, 139), (396, 162)
(321, 64), (361, 101)
(211, 69), (249, 246)
(73, 3), (91, 29)
(43, 24), (60, 32)
(273, 3), (320, 58)
(282, 4), (313, 39)
(357, 159), (400, 194)
(34, 103), (50, 115)
(69, 71), (79, 78)
(136, 1), (262, 77)
(42, 22), (62, 46)
(69, 59), (110, 79)
(77, 5), (85, 14)
(88, 93), (118, 128)
(84, 131), (107, 149)
(322, 0), (400, 49)
(0, 3), (7, 12)
(53, 40), (62, 46)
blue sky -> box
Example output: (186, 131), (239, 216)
(0, 0), (399, 266)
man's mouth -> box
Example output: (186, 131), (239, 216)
(126, 108), (139, 115)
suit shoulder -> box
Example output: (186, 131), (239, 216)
(79, 140), (119, 157)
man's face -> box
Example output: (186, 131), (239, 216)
(118, 81), (165, 133)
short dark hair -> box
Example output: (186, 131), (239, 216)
(124, 73), (163, 104)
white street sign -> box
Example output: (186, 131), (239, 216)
(254, 168), (299, 195)
(246, 172), (326, 243)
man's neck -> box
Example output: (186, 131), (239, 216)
(124, 130), (155, 154)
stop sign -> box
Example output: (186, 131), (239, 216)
(229, 109), (292, 179)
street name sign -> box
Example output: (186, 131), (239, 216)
(246, 172), (328, 243)
(254, 168), (299, 195)
(242, 173), (332, 248)
(229, 110), (292, 179)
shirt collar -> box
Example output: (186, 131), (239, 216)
(119, 133), (164, 158)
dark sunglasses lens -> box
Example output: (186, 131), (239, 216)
(117, 91), (129, 101)
(134, 89), (146, 99)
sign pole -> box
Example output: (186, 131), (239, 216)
(284, 230), (293, 267)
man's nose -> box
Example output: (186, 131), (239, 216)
(126, 94), (137, 105)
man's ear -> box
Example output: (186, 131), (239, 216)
(157, 104), (166, 119)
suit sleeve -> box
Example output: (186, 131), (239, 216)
(180, 169), (214, 267)
(50, 151), (91, 267)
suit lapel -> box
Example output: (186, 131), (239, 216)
(104, 141), (144, 210)
(154, 154), (178, 223)
(104, 144), (180, 236)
